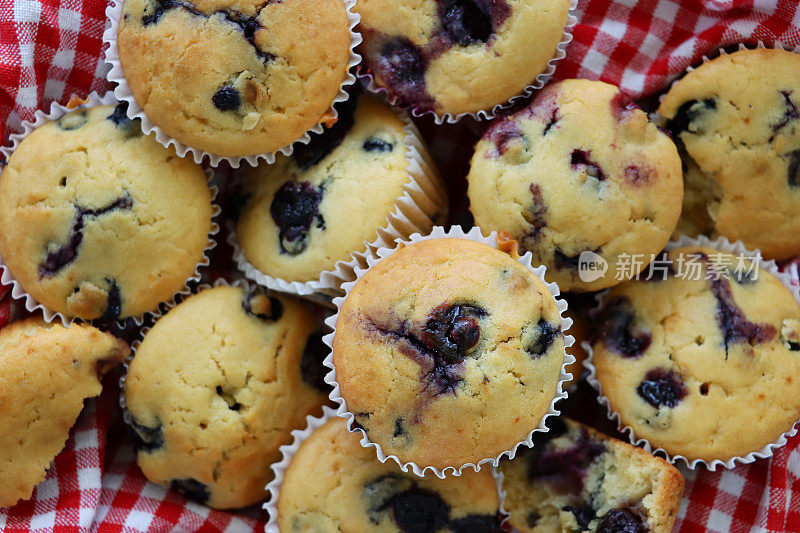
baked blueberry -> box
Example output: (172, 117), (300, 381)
(40, 194), (134, 278)
(524, 318), (560, 358)
(171, 478), (210, 503)
(387, 488), (450, 533)
(362, 137), (394, 152)
(563, 503), (595, 529)
(523, 184), (547, 244)
(99, 278), (123, 322)
(269, 181), (324, 255)
(486, 117), (524, 157)
(212, 86), (241, 111)
(107, 102), (132, 127)
(570, 149), (605, 181)
(130, 418), (164, 452)
(785, 149), (800, 187)
(449, 514), (503, 533)
(242, 291), (284, 321)
(439, 0), (494, 47)
(375, 37), (433, 111)
(771, 90), (799, 135)
(592, 296), (652, 358)
(421, 304), (487, 365)
(57, 110), (87, 131)
(667, 98), (717, 139)
(636, 368), (686, 408)
(597, 508), (646, 533)
(527, 429), (605, 494)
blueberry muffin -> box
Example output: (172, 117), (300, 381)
(659, 48), (800, 260)
(116, 0), (352, 157)
(591, 246), (800, 463)
(0, 318), (129, 507)
(356, 0), (570, 116)
(468, 79), (683, 292)
(125, 285), (330, 509)
(236, 93), (445, 283)
(499, 417), (684, 533)
(277, 418), (503, 532)
(0, 104), (213, 321)
(333, 238), (566, 469)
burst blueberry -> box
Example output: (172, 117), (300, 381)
(212, 86), (241, 112)
(637, 368), (686, 408)
(269, 181), (324, 255)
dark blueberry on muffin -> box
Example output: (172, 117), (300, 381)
(785, 149), (800, 187)
(592, 296), (652, 358)
(388, 487), (450, 533)
(570, 149), (605, 180)
(362, 137), (394, 152)
(242, 291), (284, 321)
(449, 514), (503, 533)
(637, 368), (686, 408)
(667, 98), (717, 138)
(422, 304), (487, 364)
(212, 86), (241, 112)
(376, 37), (432, 110)
(524, 318), (560, 358)
(130, 418), (165, 452)
(563, 504), (595, 529)
(597, 508), (646, 533)
(771, 90), (799, 135)
(40, 194), (134, 278)
(269, 181), (324, 255)
(171, 478), (210, 503)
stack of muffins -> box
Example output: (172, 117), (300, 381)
(0, 0), (798, 532)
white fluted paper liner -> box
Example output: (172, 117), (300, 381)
(264, 406), (510, 532)
(583, 234), (800, 471)
(229, 112), (447, 301)
(0, 91), (220, 327)
(652, 41), (800, 124)
(358, 0), (577, 125)
(103, 0), (362, 168)
(321, 226), (575, 478)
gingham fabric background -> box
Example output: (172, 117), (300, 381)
(0, 0), (799, 531)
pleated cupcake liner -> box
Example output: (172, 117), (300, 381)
(263, 405), (510, 532)
(357, 0), (577, 124)
(321, 225), (576, 478)
(103, 0), (363, 168)
(228, 110), (448, 301)
(583, 234), (800, 471)
(0, 91), (220, 327)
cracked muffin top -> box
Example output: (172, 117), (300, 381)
(0, 318), (129, 507)
(125, 285), (331, 509)
(590, 246), (800, 463)
(0, 104), (213, 321)
(117, 0), (352, 157)
(333, 238), (566, 469)
(278, 418), (503, 532)
(467, 79), (683, 292)
(658, 48), (800, 260)
(355, 0), (570, 116)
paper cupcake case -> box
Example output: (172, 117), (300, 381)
(264, 406), (510, 533)
(583, 234), (800, 471)
(357, 0), (578, 125)
(0, 91), (220, 328)
(320, 225), (576, 479)
(228, 112), (448, 301)
(103, 0), (363, 168)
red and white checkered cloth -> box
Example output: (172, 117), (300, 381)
(1, 0), (799, 531)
